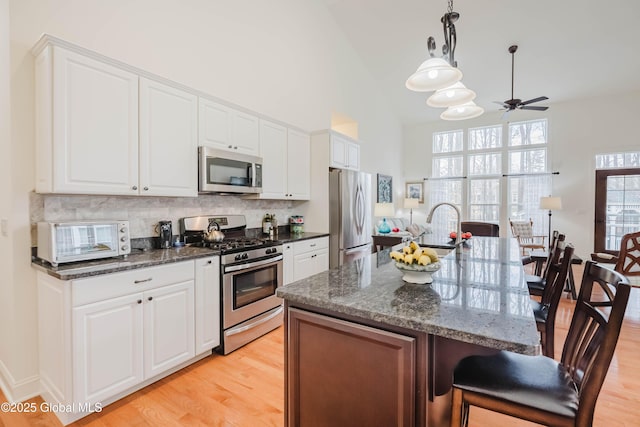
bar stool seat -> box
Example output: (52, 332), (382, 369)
(453, 351), (579, 420)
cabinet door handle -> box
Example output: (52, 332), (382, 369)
(132, 185), (138, 190)
(143, 186), (149, 191)
(228, 145), (233, 149)
(134, 278), (153, 284)
(310, 244), (316, 247)
(137, 299), (142, 304)
(207, 260), (212, 264)
(148, 296), (153, 301)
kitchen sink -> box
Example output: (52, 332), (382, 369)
(419, 246), (454, 258)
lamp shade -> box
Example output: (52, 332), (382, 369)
(540, 196), (562, 210)
(404, 198), (419, 209)
(440, 101), (484, 121)
(374, 203), (395, 217)
(406, 57), (463, 92)
(427, 81), (476, 108)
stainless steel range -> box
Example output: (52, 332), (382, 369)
(181, 215), (283, 355)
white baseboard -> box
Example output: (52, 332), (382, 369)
(0, 359), (41, 402)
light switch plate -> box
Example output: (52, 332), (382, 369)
(1, 218), (8, 237)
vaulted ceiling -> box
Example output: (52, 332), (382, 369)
(320, 0), (640, 124)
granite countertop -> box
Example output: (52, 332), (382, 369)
(31, 246), (217, 280)
(31, 231), (330, 281)
(277, 236), (541, 355)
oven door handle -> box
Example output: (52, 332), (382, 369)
(224, 254), (283, 273)
(225, 305), (284, 337)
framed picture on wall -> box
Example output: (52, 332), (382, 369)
(405, 181), (424, 204)
(377, 174), (393, 203)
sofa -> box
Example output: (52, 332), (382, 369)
(372, 218), (431, 251)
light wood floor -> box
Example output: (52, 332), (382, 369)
(2, 264), (640, 426)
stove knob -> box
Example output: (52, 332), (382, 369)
(235, 254), (242, 261)
(242, 253), (249, 260)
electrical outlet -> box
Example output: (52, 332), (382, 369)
(1, 218), (8, 237)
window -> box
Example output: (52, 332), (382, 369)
(429, 119), (551, 236)
(594, 152), (640, 253)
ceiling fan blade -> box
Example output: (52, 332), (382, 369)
(520, 96), (549, 106)
(520, 105), (549, 111)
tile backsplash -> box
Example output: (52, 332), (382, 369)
(30, 192), (306, 244)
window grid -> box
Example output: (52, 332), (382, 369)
(429, 120), (550, 236)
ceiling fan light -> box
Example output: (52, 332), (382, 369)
(440, 101), (484, 121)
(426, 81), (476, 107)
(406, 57), (463, 92)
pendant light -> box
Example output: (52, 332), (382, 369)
(440, 101), (484, 121)
(406, 57), (462, 92)
(406, 0), (483, 120)
(427, 81), (476, 107)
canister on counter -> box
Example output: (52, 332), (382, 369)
(289, 215), (304, 234)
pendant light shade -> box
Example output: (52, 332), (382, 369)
(406, 57), (463, 92)
(440, 101), (484, 121)
(427, 81), (476, 107)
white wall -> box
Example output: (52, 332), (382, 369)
(4, 0), (403, 401)
(403, 90), (640, 258)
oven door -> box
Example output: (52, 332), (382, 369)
(223, 255), (283, 329)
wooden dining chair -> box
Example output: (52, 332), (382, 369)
(450, 261), (631, 427)
(531, 242), (574, 358)
(614, 230), (640, 286)
(509, 218), (546, 255)
(526, 231), (563, 297)
(460, 221), (499, 237)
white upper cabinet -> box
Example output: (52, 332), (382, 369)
(139, 78), (198, 197)
(286, 128), (311, 199)
(254, 120), (310, 200)
(36, 45), (139, 195)
(330, 132), (360, 170)
(259, 120), (288, 198)
(34, 40), (199, 197)
(199, 98), (260, 156)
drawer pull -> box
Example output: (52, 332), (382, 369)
(310, 244), (316, 247)
(134, 278), (153, 284)
(148, 296), (153, 301)
(137, 299), (142, 304)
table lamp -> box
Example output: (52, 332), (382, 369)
(404, 198), (419, 224)
(539, 196), (562, 249)
(374, 203), (395, 234)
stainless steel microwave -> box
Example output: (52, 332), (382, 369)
(37, 221), (131, 266)
(198, 147), (262, 194)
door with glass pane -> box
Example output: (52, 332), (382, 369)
(594, 168), (640, 253)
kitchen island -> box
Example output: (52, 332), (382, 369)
(276, 236), (540, 427)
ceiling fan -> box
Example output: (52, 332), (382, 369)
(495, 45), (548, 119)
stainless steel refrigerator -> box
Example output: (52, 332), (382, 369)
(329, 169), (372, 269)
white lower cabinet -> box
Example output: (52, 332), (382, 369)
(142, 282), (195, 378)
(194, 256), (220, 354)
(293, 237), (329, 282)
(38, 261), (201, 425)
(283, 243), (294, 285)
(72, 292), (144, 405)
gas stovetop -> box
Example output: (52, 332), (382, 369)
(180, 215), (282, 260)
(188, 237), (278, 253)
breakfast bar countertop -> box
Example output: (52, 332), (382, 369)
(277, 236), (541, 354)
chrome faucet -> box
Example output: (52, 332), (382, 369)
(426, 202), (462, 254)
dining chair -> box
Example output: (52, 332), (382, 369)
(450, 261), (631, 427)
(509, 218), (546, 255)
(531, 242), (574, 358)
(526, 231), (563, 297)
(614, 230), (640, 286)
(460, 221), (499, 237)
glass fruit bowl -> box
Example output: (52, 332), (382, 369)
(394, 261), (441, 284)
